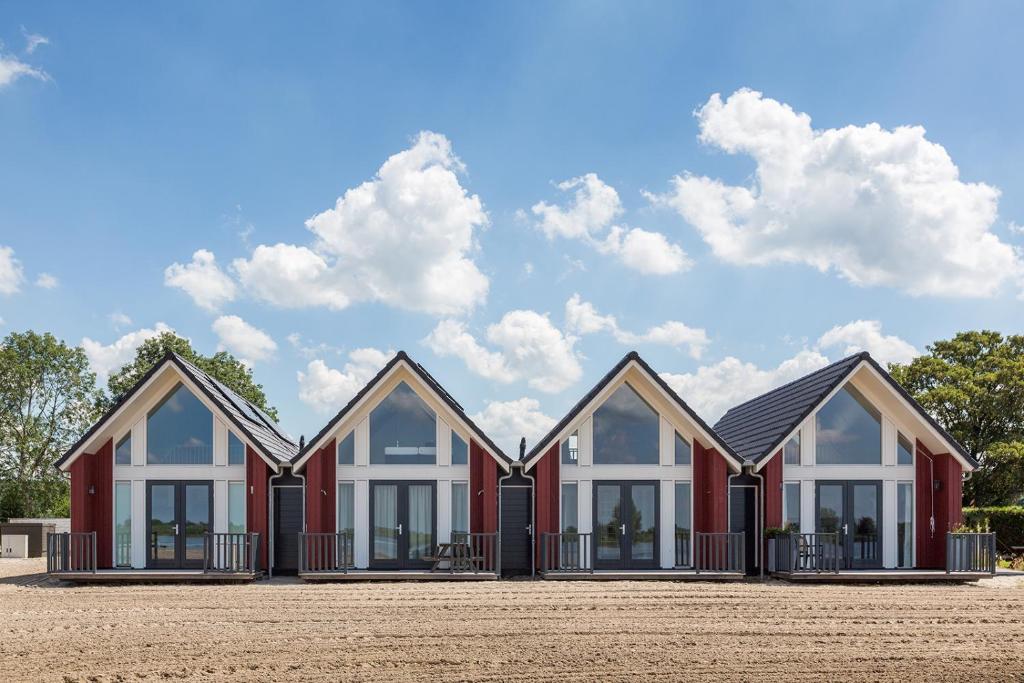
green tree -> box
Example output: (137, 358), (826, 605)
(0, 331), (102, 517)
(889, 331), (1024, 506)
(105, 331), (278, 420)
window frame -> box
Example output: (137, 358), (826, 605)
(114, 480), (132, 567)
(783, 432), (800, 466)
(674, 431), (692, 466)
(897, 432), (915, 466)
(228, 431), (246, 466)
(897, 480), (914, 568)
(228, 480), (246, 534)
(673, 480), (693, 568)
(337, 481), (356, 539)
(782, 480), (801, 532)
(451, 480), (469, 536)
(336, 431), (355, 466)
(145, 382), (215, 466)
(115, 433), (132, 466)
(368, 381), (438, 466)
(814, 383), (883, 466)
(560, 481), (578, 534)
(451, 430), (469, 466)
(592, 382), (661, 466)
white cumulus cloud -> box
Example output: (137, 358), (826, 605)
(0, 53), (48, 89)
(647, 88), (1023, 298)
(235, 131), (489, 316)
(425, 310), (582, 393)
(471, 398), (557, 459)
(297, 348), (393, 414)
(212, 315), (277, 366)
(531, 173), (691, 276)
(164, 249), (237, 312)
(0, 246), (24, 294)
(35, 273), (58, 289)
(564, 294), (709, 358)
(817, 320), (919, 366)
(82, 323), (173, 385)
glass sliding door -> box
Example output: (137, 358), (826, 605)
(146, 480), (212, 569)
(593, 481), (659, 570)
(369, 481), (436, 569)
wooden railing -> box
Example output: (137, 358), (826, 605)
(947, 532), (997, 574)
(540, 532), (593, 573)
(773, 533), (841, 574)
(46, 532), (97, 574)
(298, 532), (354, 574)
(447, 532), (500, 574)
(204, 533), (261, 574)
(694, 532), (744, 574)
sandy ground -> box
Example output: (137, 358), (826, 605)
(1, 559), (1022, 682)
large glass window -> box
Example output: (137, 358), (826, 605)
(337, 432), (354, 466)
(115, 433), (132, 466)
(897, 433), (914, 466)
(898, 481), (913, 568)
(228, 481), (245, 533)
(593, 384), (659, 465)
(561, 482), (578, 533)
(146, 383), (213, 465)
(783, 481), (801, 531)
(815, 384), (882, 465)
(369, 381), (437, 465)
(228, 432), (245, 465)
(783, 433), (800, 465)
(338, 482), (355, 537)
(674, 482), (691, 567)
(451, 431), (468, 466)
(451, 481), (469, 535)
(674, 432), (691, 465)
(115, 481), (131, 566)
(561, 431), (578, 464)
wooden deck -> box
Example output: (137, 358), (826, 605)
(299, 570), (498, 582)
(772, 569), (991, 583)
(49, 570), (261, 584)
(541, 570), (746, 581)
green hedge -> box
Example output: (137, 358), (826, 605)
(963, 506), (1024, 553)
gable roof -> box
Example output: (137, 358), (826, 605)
(55, 352), (297, 471)
(713, 351), (978, 469)
(521, 351), (743, 469)
(292, 351), (511, 470)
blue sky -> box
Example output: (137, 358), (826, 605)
(1, 2), (1022, 455)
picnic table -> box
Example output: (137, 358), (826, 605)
(425, 539), (486, 573)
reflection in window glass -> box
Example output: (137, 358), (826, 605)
(115, 482), (131, 566)
(674, 432), (691, 465)
(898, 482), (913, 568)
(228, 481), (245, 533)
(338, 482), (355, 537)
(674, 482), (691, 567)
(146, 383), (213, 464)
(451, 481), (468, 535)
(593, 384), (659, 465)
(451, 431), (468, 465)
(783, 482), (801, 531)
(897, 433), (914, 465)
(561, 431), (579, 464)
(369, 382), (437, 465)
(815, 385), (881, 465)
(228, 432), (245, 465)
(783, 433), (800, 465)
(337, 432), (354, 466)
(561, 483), (578, 533)
(115, 433), (132, 466)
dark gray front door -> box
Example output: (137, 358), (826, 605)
(729, 485), (758, 575)
(593, 481), (659, 570)
(500, 486), (531, 576)
(816, 481), (882, 569)
(146, 481), (212, 569)
(273, 487), (303, 574)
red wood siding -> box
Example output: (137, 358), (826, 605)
(68, 439), (113, 568)
(303, 439), (336, 534)
(693, 443), (729, 533)
(762, 450), (783, 529)
(469, 440), (499, 534)
(246, 446), (271, 569)
(532, 444), (559, 565)
(915, 440), (964, 569)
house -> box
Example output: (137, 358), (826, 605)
(522, 351), (749, 577)
(290, 351), (511, 577)
(714, 352), (980, 575)
(53, 352), (296, 577)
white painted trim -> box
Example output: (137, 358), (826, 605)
(525, 360), (741, 473)
(297, 359), (509, 472)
